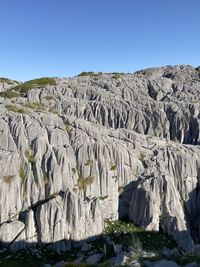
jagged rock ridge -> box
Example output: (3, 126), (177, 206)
(0, 65), (200, 251)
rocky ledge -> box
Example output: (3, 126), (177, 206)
(0, 65), (200, 254)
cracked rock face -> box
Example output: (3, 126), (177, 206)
(0, 65), (200, 251)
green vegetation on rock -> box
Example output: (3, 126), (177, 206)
(19, 166), (26, 182)
(77, 72), (102, 77)
(25, 149), (35, 164)
(3, 175), (15, 184)
(0, 77), (19, 84)
(78, 175), (94, 197)
(6, 104), (27, 114)
(104, 219), (177, 251)
(110, 164), (117, 171)
(11, 77), (56, 94)
(24, 102), (45, 111)
(0, 90), (20, 98)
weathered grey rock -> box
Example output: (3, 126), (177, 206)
(0, 221), (26, 251)
(148, 260), (180, 267)
(86, 253), (103, 264)
(162, 247), (180, 257)
(108, 251), (127, 266)
(81, 242), (90, 252)
(114, 243), (123, 254)
(0, 65), (200, 252)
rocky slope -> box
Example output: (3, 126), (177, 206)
(0, 65), (200, 252)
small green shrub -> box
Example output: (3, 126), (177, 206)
(11, 77), (56, 93)
(99, 195), (108, 200)
(111, 72), (125, 75)
(77, 71), (102, 77)
(110, 164), (117, 171)
(19, 167), (26, 182)
(0, 90), (20, 98)
(25, 149), (35, 164)
(6, 104), (27, 114)
(104, 219), (177, 251)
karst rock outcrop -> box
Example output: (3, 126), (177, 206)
(0, 65), (200, 251)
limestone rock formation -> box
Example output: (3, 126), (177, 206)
(0, 65), (200, 251)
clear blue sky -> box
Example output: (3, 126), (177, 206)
(0, 0), (199, 81)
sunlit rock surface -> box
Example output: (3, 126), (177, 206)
(0, 65), (200, 251)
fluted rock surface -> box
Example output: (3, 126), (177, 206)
(0, 65), (200, 251)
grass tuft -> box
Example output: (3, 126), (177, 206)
(6, 104), (27, 114)
(19, 167), (26, 182)
(110, 164), (117, 171)
(24, 102), (45, 111)
(25, 149), (35, 164)
(78, 175), (94, 197)
(3, 175), (15, 184)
